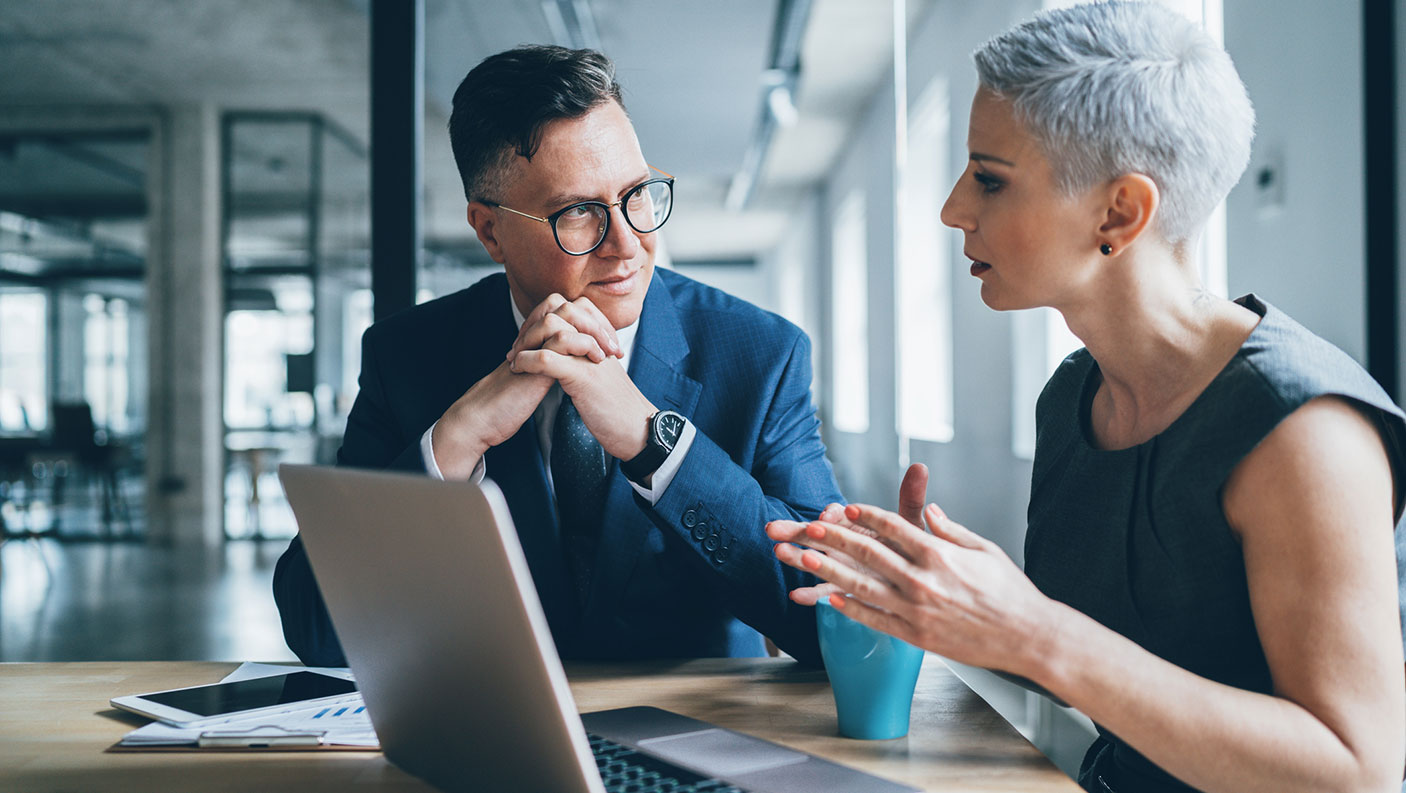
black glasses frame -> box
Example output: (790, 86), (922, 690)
(485, 167), (675, 256)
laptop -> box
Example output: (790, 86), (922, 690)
(278, 464), (919, 793)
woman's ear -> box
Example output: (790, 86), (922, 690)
(466, 202), (508, 264)
(1098, 173), (1160, 253)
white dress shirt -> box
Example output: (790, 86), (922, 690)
(419, 294), (695, 505)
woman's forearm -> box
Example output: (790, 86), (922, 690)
(1024, 601), (1402, 793)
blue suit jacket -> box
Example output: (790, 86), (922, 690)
(274, 269), (842, 667)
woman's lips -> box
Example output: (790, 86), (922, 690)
(970, 260), (991, 276)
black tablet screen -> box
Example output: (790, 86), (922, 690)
(144, 672), (357, 717)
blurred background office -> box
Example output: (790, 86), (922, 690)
(0, 0), (1400, 777)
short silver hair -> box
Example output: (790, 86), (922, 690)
(973, 1), (1254, 244)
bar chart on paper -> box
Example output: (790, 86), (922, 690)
(269, 699), (378, 746)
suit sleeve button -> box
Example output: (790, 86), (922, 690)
(703, 533), (721, 552)
(691, 522), (709, 542)
(682, 509), (698, 528)
(712, 546), (731, 564)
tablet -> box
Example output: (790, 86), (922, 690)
(110, 670), (359, 728)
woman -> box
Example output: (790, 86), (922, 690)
(768, 3), (1406, 792)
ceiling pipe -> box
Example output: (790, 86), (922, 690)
(725, 0), (813, 212)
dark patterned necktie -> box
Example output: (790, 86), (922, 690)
(550, 394), (609, 602)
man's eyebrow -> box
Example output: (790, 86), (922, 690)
(543, 191), (595, 209)
(971, 152), (1015, 167)
(543, 172), (653, 209)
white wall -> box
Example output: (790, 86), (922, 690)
(820, 73), (901, 506)
(801, 3), (1099, 775)
(902, 0), (1041, 563)
(811, 0), (1040, 552)
(794, 0), (1386, 617)
(902, 1), (1095, 775)
(1224, 0), (1366, 360)
(761, 191), (825, 392)
(807, 0), (1383, 559)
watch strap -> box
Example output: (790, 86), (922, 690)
(622, 411), (680, 484)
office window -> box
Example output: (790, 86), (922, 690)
(1011, 307), (1083, 460)
(897, 78), (954, 444)
(0, 290), (47, 431)
(83, 295), (130, 434)
(831, 190), (869, 434)
(224, 112), (368, 538)
(344, 289), (373, 407)
(1189, 0), (1228, 298)
(224, 282), (315, 431)
(1015, 0), (1226, 459)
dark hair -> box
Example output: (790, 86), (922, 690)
(448, 45), (625, 203)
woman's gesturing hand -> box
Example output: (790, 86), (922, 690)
(773, 497), (1063, 678)
(766, 464), (933, 607)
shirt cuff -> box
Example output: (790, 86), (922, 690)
(627, 419), (696, 505)
(421, 421), (486, 484)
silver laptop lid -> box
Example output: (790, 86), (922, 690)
(278, 464), (603, 793)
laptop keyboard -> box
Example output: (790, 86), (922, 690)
(589, 733), (748, 793)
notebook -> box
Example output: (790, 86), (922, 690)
(278, 464), (917, 793)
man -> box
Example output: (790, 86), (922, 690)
(273, 45), (841, 667)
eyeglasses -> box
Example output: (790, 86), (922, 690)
(484, 166), (675, 256)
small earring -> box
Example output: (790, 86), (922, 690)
(1100, 243), (1113, 256)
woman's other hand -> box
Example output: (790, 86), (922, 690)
(766, 464), (932, 606)
(766, 502), (849, 606)
(775, 497), (1061, 678)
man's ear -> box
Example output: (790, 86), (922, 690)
(466, 201), (508, 264)
(1098, 173), (1159, 253)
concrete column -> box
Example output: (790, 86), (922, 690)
(145, 104), (223, 545)
(127, 297), (149, 434)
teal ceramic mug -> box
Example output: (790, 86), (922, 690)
(816, 598), (925, 740)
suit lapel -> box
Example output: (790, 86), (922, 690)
(584, 273), (702, 617)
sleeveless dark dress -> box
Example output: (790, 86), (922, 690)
(1024, 295), (1406, 793)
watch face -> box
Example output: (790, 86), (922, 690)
(655, 411), (685, 447)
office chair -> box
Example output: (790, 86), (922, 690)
(46, 401), (130, 537)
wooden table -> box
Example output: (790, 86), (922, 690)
(0, 657), (1080, 792)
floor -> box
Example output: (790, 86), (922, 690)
(0, 462), (145, 541)
(0, 456), (301, 663)
(0, 537), (297, 662)
(2, 461), (298, 542)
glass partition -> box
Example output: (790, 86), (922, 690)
(0, 132), (149, 538)
(222, 114), (368, 539)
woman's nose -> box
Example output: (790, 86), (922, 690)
(940, 181), (974, 232)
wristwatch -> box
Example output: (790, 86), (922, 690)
(621, 410), (686, 485)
